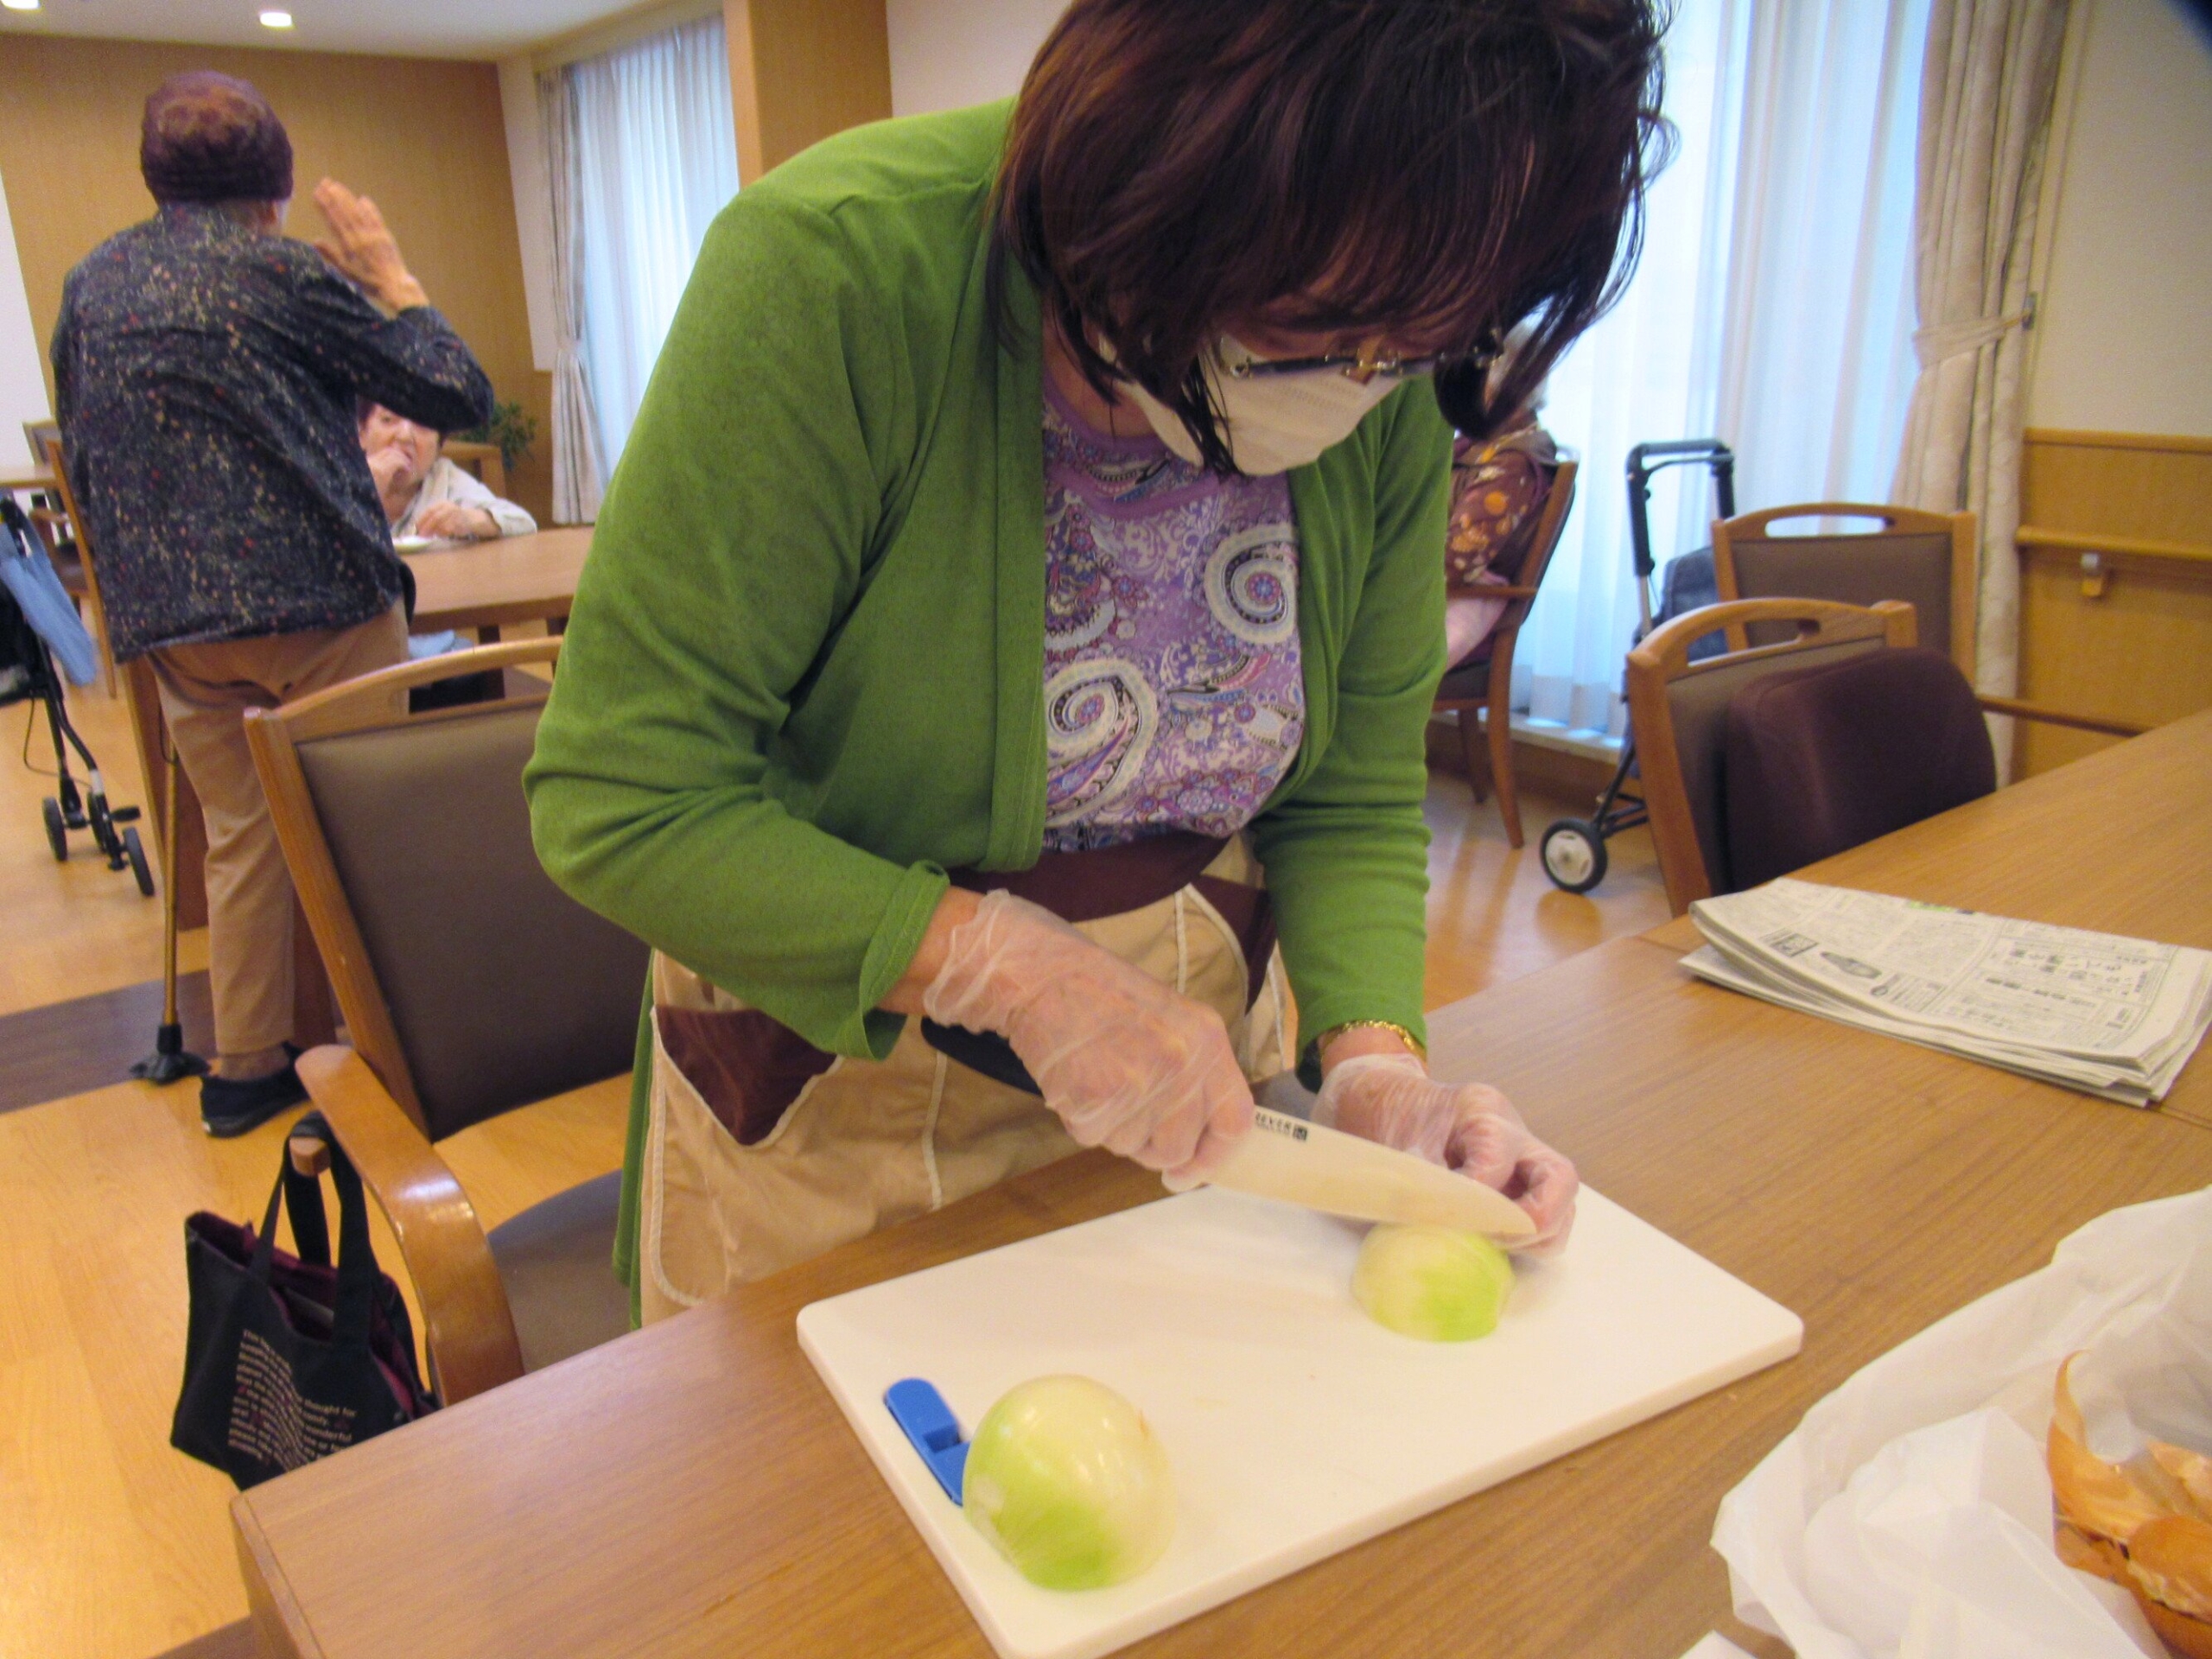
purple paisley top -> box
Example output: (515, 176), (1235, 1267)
(1040, 381), (1305, 852)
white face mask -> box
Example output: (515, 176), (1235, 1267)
(1119, 335), (1405, 475)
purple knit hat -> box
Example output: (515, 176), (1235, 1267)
(140, 72), (294, 204)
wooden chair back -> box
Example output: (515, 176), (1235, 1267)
(1627, 597), (1918, 914)
(1433, 457), (1578, 849)
(442, 440), (507, 498)
(1447, 456), (1580, 613)
(22, 420), (60, 468)
(244, 639), (647, 1140)
(1713, 502), (1975, 676)
(35, 433), (119, 696)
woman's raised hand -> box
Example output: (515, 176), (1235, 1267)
(923, 890), (1253, 1185)
(1315, 1052), (1579, 1254)
(311, 179), (428, 313)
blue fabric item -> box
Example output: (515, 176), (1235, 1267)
(1656, 547), (1726, 664)
(0, 521), (98, 687)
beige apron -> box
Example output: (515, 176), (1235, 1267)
(639, 833), (1294, 1323)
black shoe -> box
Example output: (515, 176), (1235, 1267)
(200, 1064), (309, 1138)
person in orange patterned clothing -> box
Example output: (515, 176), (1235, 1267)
(1443, 371), (1558, 668)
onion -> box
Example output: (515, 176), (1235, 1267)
(963, 1375), (1175, 1590)
(1352, 1224), (1515, 1341)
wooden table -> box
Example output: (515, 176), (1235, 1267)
(403, 524), (591, 639)
(232, 715), (2212, 1659)
(1641, 707), (2212, 1128)
(1645, 704), (2212, 948)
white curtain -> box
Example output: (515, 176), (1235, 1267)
(537, 70), (605, 524)
(1889, 0), (2070, 708)
(563, 15), (741, 474)
(1714, 0), (1932, 514)
(1515, 0), (1747, 737)
(1516, 0), (1933, 739)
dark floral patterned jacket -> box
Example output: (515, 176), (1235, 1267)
(51, 203), (493, 658)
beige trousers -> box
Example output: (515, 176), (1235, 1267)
(148, 606), (408, 1059)
(639, 837), (1294, 1323)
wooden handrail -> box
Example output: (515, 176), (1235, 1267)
(2016, 526), (2212, 565)
(2024, 428), (2212, 455)
(1977, 696), (2149, 739)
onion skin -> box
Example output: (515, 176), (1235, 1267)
(1352, 1224), (1515, 1342)
(963, 1376), (1175, 1591)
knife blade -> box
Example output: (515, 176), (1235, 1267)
(1205, 1103), (1535, 1241)
(916, 1023), (1533, 1240)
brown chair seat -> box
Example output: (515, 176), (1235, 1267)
(485, 1170), (628, 1374)
(1722, 645), (1996, 893)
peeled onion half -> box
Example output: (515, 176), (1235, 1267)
(1352, 1224), (1515, 1342)
(963, 1375), (1175, 1591)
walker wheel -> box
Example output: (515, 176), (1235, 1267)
(122, 826), (155, 898)
(42, 797), (67, 861)
(1541, 819), (1608, 894)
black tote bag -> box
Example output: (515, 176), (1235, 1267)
(172, 1113), (435, 1488)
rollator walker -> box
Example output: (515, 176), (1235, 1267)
(1537, 439), (1735, 894)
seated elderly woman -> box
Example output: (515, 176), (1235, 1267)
(359, 401), (535, 548)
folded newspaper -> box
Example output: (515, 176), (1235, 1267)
(1685, 880), (2212, 1106)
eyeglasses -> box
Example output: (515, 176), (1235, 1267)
(1221, 334), (1501, 386)
(1224, 346), (1442, 385)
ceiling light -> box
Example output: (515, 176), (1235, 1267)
(259, 9), (293, 26)
(1, 1), (41, 14)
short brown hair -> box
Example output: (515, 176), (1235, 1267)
(141, 72), (294, 206)
(994, 0), (1670, 467)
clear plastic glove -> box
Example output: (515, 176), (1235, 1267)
(923, 889), (1253, 1182)
(1314, 1052), (1578, 1255)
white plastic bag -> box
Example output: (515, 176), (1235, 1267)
(1711, 1186), (2212, 1659)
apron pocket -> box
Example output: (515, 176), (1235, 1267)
(654, 1005), (836, 1147)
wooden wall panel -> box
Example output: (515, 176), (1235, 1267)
(0, 36), (553, 525)
(2015, 429), (2212, 775)
(725, 0), (895, 181)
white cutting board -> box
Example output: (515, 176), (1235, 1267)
(798, 1186), (1801, 1659)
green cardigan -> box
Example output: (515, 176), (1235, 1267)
(524, 102), (1453, 1301)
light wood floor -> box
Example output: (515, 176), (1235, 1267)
(0, 686), (209, 1019)
(0, 684), (1667, 1659)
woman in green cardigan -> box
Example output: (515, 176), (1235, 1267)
(526, 0), (1667, 1319)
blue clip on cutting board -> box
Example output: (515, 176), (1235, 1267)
(885, 1377), (967, 1505)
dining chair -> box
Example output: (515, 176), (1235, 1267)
(1629, 597), (2147, 914)
(29, 431), (118, 697)
(442, 439), (507, 498)
(244, 638), (649, 1402)
(1433, 456), (1579, 848)
(1712, 501), (2133, 737)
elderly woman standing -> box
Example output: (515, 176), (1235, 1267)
(527, 0), (1666, 1321)
(54, 73), (492, 1135)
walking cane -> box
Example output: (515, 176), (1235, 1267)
(130, 731), (207, 1084)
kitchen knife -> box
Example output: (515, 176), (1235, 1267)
(919, 1021), (1535, 1241)
(1206, 1103), (1535, 1241)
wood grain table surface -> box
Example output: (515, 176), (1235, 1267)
(403, 525), (591, 636)
(232, 714), (2212, 1659)
(1639, 706), (2212, 1128)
